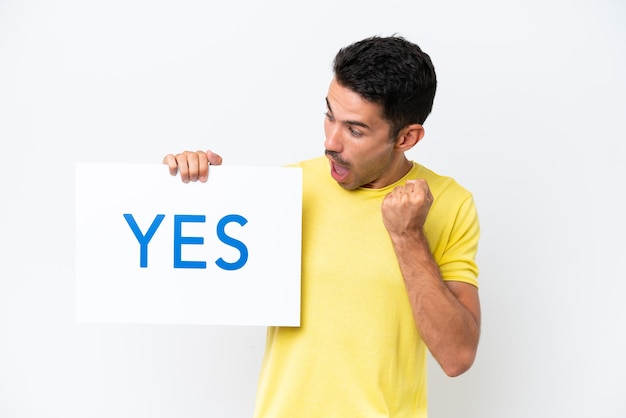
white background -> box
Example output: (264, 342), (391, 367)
(1, 0), (625, 417)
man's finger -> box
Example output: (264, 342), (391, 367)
(162, 154), (179, 176)
(206, 150), (223, 166)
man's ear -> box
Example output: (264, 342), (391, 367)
(395, 124), (425, 151)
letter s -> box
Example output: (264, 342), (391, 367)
(215, 214), (248, 271)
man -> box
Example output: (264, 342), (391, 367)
(163, 35), (481, 418)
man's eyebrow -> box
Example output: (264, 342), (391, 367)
(325, 97), (372, 130)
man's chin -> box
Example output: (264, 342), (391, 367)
(334, 177), (361, 191)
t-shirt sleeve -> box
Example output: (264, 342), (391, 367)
(438, 195), (480, 288)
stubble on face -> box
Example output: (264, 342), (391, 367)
(323, 90), (400, 189)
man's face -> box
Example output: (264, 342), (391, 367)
(323, 78), (402, 190)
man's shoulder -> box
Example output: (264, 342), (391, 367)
(287, 155), (326, 169)
(411, 162), (473, 201)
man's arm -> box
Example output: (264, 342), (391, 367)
(382, 179), (481, 377)
(162, 150), (223, 182)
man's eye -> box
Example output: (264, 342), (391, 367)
(324, 112), (335, 121)
(349, 127), (362, 137)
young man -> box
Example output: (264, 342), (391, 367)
(163, 35), (481, 418)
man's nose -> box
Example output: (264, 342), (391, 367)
(324, 126), (342, 152)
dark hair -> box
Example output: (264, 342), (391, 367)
(333, 35), (437, 139)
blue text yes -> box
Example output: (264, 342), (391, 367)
(123, 213), (249, 271)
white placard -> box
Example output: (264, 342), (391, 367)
(75, 163), (302, 326)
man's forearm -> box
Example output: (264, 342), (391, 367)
(390, 230), (481, 377)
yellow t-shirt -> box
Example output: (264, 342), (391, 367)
(253, 156), (480, 418)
